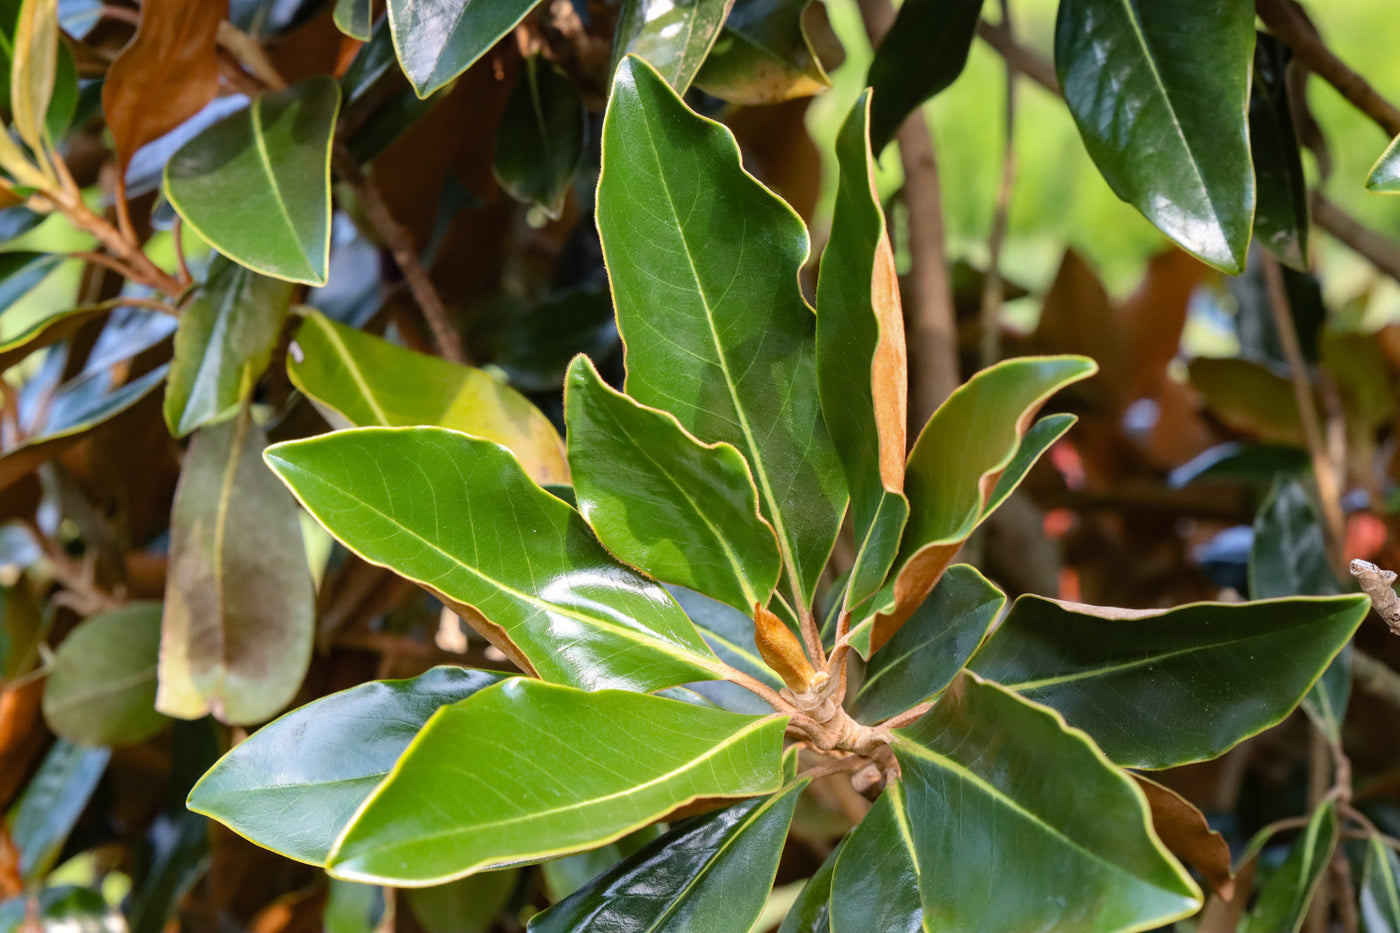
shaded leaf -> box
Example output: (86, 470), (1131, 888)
(387, 0), (542, 98)
(1361, 832), (1400, 933)
(829, 783), (921, 933)
(1250, 34), (1310, 270)
(11, 739), (109, 880)
(865, 0), (980, 151)
(327, 678), (786, 885)
(166, 77), (340, 285)
(0, 302), (110, 373)
(612, 0), (732, 93)
(566, 354), (781, 616)
(894, 673), (1201, 931)
(493, 54), (585, 219)
(41, 601), (169, 747)
(969, 593), (1368, 768)
(265, 427), (724, 692)
(1367, 133), (1400, 193)
(1242, 802), (1337, 933)
(409, 871), (520, 933)
(189, 666), (502, 866)
(668, 585), (784, 708)
(693, 0), (831, 105)
(334, 0), (372, 40)
(1133, 775), (1234, 900)
(850, 564), (1003, 723)
(1055, 0), (1255, 272)
(288, 308), (568, 485)
(102, 0), (223, 197)
(541, 826), (663, 903)
(528, 782), (804, 932)
(158, 411), (315, 725)
(777, 840), (839, 933)
(598, 56), (845, 610)
(164, 256), (295, 437)
(1189, 356), (1305, 445)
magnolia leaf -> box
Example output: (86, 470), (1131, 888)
(612, 0), (732, 93)
(1056, 0), (1254, 272)
(265, 427), (725, 692)
(528, 783), (804, 932)
(970, 593), (1368, 768)
(777, 841), (840, 933)
(566, 354), (781, 615)
(165, 77), (340, 285)
(288, 309), (568, 486)
(1367, 133), (1400, 193)
(42, 602), (169, 748)
(598, 55), (845, 610)
(1361, 832), (1400, 933)
(893, 674), (1201, 931)
(692, 0), (830, 105)
(387, 0), (542, 98)
(188, 667), (503, 866)
(1241, 802), (1337, 933)
(1188, 356), (1305, 445)
(1250, 35), (1310, 270)
(1133, 775), (1234, 900)
(0, 302), (111, 373)
(326, 679), (786, 885)
(829, 783), (921, 933)
(158, 411), (315, 725)
(493, 54), (586, 219)
(10, 0), (57, 163)
(0, 251), (62, 318)
(865, 0), (981, 151)
(334, 0), (373, 40)
(11, 740), (109, 881)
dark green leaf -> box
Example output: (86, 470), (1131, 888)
(1242, 803), (1337, 933)
(189, 666), (502, 866)
(11, 739), (109, 881)
(327, 678), (786, 885)
(387, 0), (542, 97)
(598, 55), (845, 610)
(829, 782), (921, 933)
(983, 413), (1078, 517)
(1250, 34), (1310, 270)
(493, 54), (585, 219)
(164, 256), (295, 437)
(612, 0), (732, 93)
(1056, 0), (1255, 272)
(970, 593), (1369, 768)
(1367, 133), (1400, 193)
(42, 601), (169, 747)
(894, 674), (1201, 931)
(165, 77), (340, 285)
(1361, 832), (1400, 933)
(528, 782), (804, 932)
(566, 355), (781, 615)
(777, 840), (839, 933)
(334, 0), (373, 39)
(851, 564), (1003, 723)
(865, 0), (980, 151)
(158, 411), (314, 725)
(265, 427), (725, 692)
(541, 826), (664, 903)
(692, 0), (830, 104)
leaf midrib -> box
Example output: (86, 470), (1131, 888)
(249, 94), (314, 278)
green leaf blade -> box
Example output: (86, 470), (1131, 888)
(388, 0), (541, 97)
(1367, 133), (1400, 193)
(1242, 803), (1338, 933)
(1361, 832), (1400, 933)
(865, 0), (981, 151)
(493, 54), (586, 218)
(829, 783), (921, 933)
(612, 0), (732, 93)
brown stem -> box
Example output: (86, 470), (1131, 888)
(875, 699), (934, 731)
(976, 19), (1058, 94)
(52, 192), (183, 297)
(1311, 193), (1400, 285)
(716, 662), (787, 711)
(68, 250), (146, 284)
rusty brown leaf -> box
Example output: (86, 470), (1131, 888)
(1134, 774), (1234, 900)
(754, 602), (814, 692)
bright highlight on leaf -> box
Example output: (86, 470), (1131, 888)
(1367, 133), (1400, 193)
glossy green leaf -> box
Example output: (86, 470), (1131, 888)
(816, 90), (907, 612)
(0, 302), (109, 373)
(1055, 0), (1254, 272)
(165, 77), (340, 285)
(288, 308), (569, 486)
(11, 739), (109, 880)
(164, 255), (295, 437)
(1361, 833), (1400, 933)
(10, 0), (57, 159)
(334, 0), (373, 40)
(493, 54), (585, 219)
(1250, 35), (1310, 271)
(42, 601), (169, 747)
(189, 666), (502, 866)
(598, 55), (845, 610)
(777, 841), (839, 933)
(970, 593), (1369, 768)
(983, 413), (1078, 517)
(1242, 803), (1337, 933)
(869, 357), (1094, 652)
(830, 782), (921, 933)
(0, 250), (60, 316)
(387, 0), (542, 98)
(612, 0), (732, 93)
(265, 427), (724, 692)
(528, 781), (804, 932)
(566, 354), (781, 615)
(1367, 133), (1400, 193)
(327, 678), (786, 885)
(668, 585), (783, 715)
(865, 0), (981, 151)
(542, 826), (664, 903)
(692, 0), (830, 104)
(850, 565), (1004, 723)
(158, 411), (315, 725)
(894, 674), (1201, 932)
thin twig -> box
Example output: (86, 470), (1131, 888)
(875, 699), (934, 731)
(979, 0), (1017, 371)
(1311, 193), (1400, 286)
(715, 662), (787, 711)
(68, 250), (145, 284)
(172, 215), (193, 287)
(976, 19), (1058, 94)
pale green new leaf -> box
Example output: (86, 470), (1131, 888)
(388, 0), (542, 97)
(1367, 133), (1400, 193)
(11, 0), (56, 163)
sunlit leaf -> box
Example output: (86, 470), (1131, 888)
(613, 0), (732, 93)
(387, 0), (542, 97)
(10, 0), (57, 161)
(864, 0), (980, 151)
(1367, 133), (1400, 193)
(693, 0), (830, 104)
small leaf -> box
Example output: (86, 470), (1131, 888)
(164, 256), (296, 437)
(102, 0), (223, 196)
(599, 55), (845, 611)
(1056, 0), (1255, 272)
(165, 77), (341, 285)
(969, 593), (1369, 768)
(288, 308), (568, 486)
(692, 0), (831, 105)
(754, 602), (814, 691)
(612, 0), (732, 93)
(11, 739), (109, 880)
(777, 840), (840, 933)
(1133, 775), (1234, 900)
(850, 564), (1003, 722)
(10, 0), (57, 161)
(1189, 356), (1305, 445)
(265, 427), (725, 693)
(1360, 833), (1400, 933)
(493, 54), (585, 219)
(326, 678), (786, 885)
(894, 673), (1201, 932)
(1250, 35), (1310, 270)
(42, 601), (169, 748)
(829, 782), (921, 933)
(158, 410), (315, 725)
(864, 0), (981, 151)
(387, 0), (542, 98)
(188, 666), (503, 866)
(0, 302), (110, 373)
(1242, 802), (1337, 933)
(1367, 133), (1400, 193)
(565, 354), (781, 615)
(528, 783), (804, 932)
(334, 0), (373, 40)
